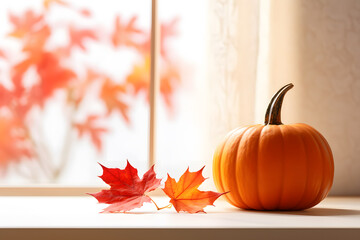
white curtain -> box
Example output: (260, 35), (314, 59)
(207, 0), (360, 195)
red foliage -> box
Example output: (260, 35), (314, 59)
(112, 15), (143, 48)
(8, 10), (44, 38)
(74, 115), (107, 152)
(68, 26), (97, 51)
(90, 163), (225, 213)
(90, 161), (161, 212)
(0, 1), (182, 179)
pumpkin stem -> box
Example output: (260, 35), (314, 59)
(264, 83), (294, 125)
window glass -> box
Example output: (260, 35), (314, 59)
(0, 0), (155, 185)
(156, 0), (209, 179)
(0, 0), (206, 185)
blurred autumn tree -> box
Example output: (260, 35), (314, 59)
(0, 0), (180, 182)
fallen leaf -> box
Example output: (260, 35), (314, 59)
(162, 167), (225, 213)
(90, 161), (161, 212)
(74, 115), (107, 151)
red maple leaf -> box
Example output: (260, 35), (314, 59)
(8, 10), (44, 38)
(100, 78), (129, 122)
(30, 52), (76, 105)
(90, 161), (161, 213)
(68, 26), (97, 50)
(73, 115), (107, 152)
(138, 18), (179, 58)
(112, 15), (143, 48)
(162, 167), (225, 213)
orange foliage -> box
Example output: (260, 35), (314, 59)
(90, 163), (225, 213)
(162, 167), (225, 213)
(0, 1), (182, 179)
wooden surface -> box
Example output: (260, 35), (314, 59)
(0, 196), (359, 239)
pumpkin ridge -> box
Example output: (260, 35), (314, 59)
(235, 126), (257, 209)
(218, 128), (244, 207)
(275, 125), (286, 210)
(213, 142), (227, 199)
(255, 126), (266, 210)
(308, 126), (333, 205)
(291, 125), (310, 210)
(224, 127), (251, 208)
(233, 127), (253, 209)
(302, 125), (326, 209)
(310, 127), (334, 191)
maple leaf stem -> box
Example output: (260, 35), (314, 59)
(149, 197), (172, 211)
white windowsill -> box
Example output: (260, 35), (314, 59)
(0, 196), (359, 240)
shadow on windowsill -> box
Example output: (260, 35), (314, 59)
(234, 207), (360, 217)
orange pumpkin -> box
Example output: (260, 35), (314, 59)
(213, 84), (334, 210)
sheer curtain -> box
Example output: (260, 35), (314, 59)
(207, 0), (360, 195)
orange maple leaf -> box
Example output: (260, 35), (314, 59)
(126, 56), (180, 108)
(8, 10), (44, 38)
(22, 25), (51, 58)
(126, 55), (150, 95)
(74, 115), (107, 152)
(112, 15), (143, 48)
(162, 167), (225, 213)
(160, 63), (181, 108)
(68, 26), (97, 50)
(100, 78), (129, 122)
